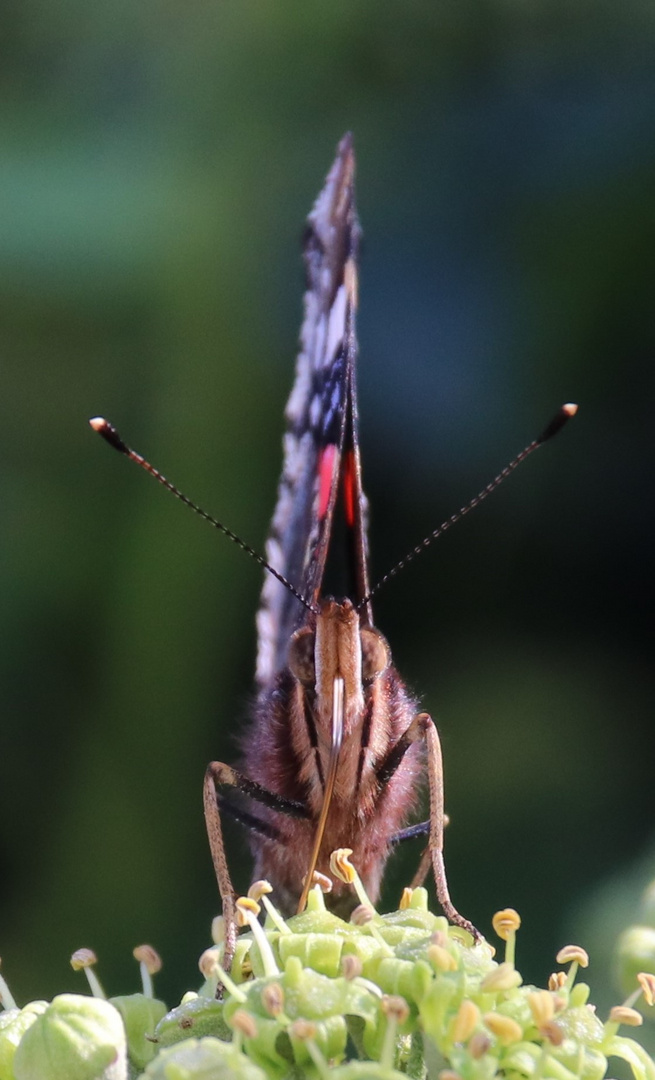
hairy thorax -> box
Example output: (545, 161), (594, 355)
(243, 600), (423, 916)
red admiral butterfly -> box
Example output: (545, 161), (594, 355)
(91, 134), (576, 969)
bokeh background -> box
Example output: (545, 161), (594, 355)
(2, 1), (654, 1020)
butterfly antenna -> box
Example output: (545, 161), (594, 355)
(359, 402), (578, 609)
(89, 417), (315, 613)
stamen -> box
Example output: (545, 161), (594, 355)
(0, 959), (17, 1010)
(483, 1012), (523, 1046)
(198, 947), (246, 1002)
(70, 949), (106, 999)
(555, 944), (589, 991)
(132, 945), (162, 999)
(638, 972), (655, 1007)
(341, 954), (363, 980)
(235, 897), (280, 977)
(329, 848), (374, 910)
(491, 909), (520, 967)
(527, 990), (555, 1028)
(261, 983), (287, 1020)
(427, 944), (458, 973)
(469, 1032), (491, 1059)
(450, 1000), (480, 1043)
(248, 881), (290, 934)
(230, 1008), (258, 1053)
(289, 1020), (331, 1080)
(480, 962), (522, 992)
(380, 995), (410, 1070)
(608, 1005), (643, 1027)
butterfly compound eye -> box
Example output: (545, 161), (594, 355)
(360, 628), (391, 683)
(288, 627), (316, 685)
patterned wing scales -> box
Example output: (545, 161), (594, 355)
(256, 134), (365, 687)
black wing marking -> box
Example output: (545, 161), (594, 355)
(256, 134), (370, 686)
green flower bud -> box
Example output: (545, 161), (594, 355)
(570, 982), (591, 1008)
(0, 1001), (47, 1080)
(602, 1035), (655, 1080)
(615, 927), (655, 1003)
(138, 1036), (267, 1080)
(109, 993), (167, 1069)
(13, 994), (126, 1080)
(324, 1058), (408, 1080)
(418, 975), (458, 1042)
(548, 1006), (606, 1080)
(154, 997), (229, 1048)
(286, 908), (355, 937)
(638, 880), (655, 929)
(277, 932), (344, 978)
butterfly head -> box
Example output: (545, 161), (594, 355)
(288, 598), (390, 703)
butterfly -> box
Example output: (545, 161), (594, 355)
(202, 133), (479, 963)
(91, 133), (575, 969)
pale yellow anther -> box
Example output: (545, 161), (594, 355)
(248, 880), (273, 902)
(290, 1018), (318, 1040)
(399, 888), (413, 910)
(70, 948), (98, 970)
(231, 1009), (258, 1039)
(609, 1005), (643, 1027)
(480, 962), (522, 992)
(261, 982), (285, 1017)
(381, 995), (410, 1024)
(330, 848), (356, 884)
(211, 916), (226, 945)
(483, 1012), (523, 1045)
(492, 909), (521, 941)
(450, 1000), (480, 1043)
(548, 972), (566, 991)
(236, 896), (261, 926)
(234, 896), (279, 977)
(236, 896), (261, 915)
(469, 1032), (491, 1059)
(638, 972), (655, 1007)
(198, 947), (220, 979)
(556, 945), (589, 968)
(528, 990), (555, 1027)
(341, 954), (363, 980)
(133, 944), (162, 974)
(427, 944), (458, 972)
(350, 904), (374, 926)
(540, 1020), (564, 1045)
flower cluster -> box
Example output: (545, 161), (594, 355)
(1, 858), (655, 1079)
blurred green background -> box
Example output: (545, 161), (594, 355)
(1, 0), (654, 1016)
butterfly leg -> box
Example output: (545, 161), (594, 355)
(204, 761), (310, 973)
(409, 712), (481, 941)
(378, 714), (481, 941)
(389, 820), (432, 889)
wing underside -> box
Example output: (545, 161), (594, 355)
(256, 134), (371, 688)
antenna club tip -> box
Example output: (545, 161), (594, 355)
(537, 402), (579, 444)
(89, 416), (129, 454)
